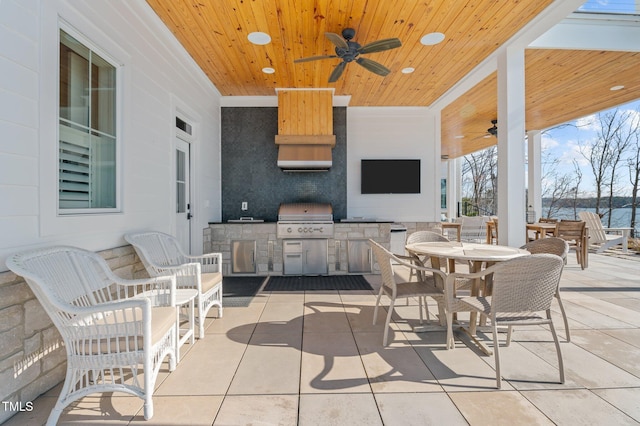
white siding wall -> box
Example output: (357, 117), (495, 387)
(346, 107), (441, 222)
(0, 0), (221, 269)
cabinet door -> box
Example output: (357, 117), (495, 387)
(302, 240), (328, 275)
(348, 240), (372, 273)
(232, 240), (256, 274)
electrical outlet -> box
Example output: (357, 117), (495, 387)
(241, 201), (248, 211)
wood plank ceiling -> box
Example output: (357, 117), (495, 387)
(146, 0), (640, 158)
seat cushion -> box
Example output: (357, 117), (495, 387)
(201, 272), (222, 293)
(73, 306), (176, 355)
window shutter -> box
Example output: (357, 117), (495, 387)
(59, 125), (91, 208)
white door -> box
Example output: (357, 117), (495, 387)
(175, 138), (191, 252)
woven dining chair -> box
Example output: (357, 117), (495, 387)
(521, 237), (571, 342)
(125, 231), (223, 338)
(406, 230), (449, 274)
(6, 246), (178, 424)
(444, 254), (565, 389)
(369, 239), (448, 346)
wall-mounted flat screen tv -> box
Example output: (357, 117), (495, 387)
(361, 159), (421, 194)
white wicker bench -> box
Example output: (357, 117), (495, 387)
(6, 246), (178, 425)
(125, 231), (223, 338)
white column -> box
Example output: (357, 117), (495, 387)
(527, 130), (542, 221)
(427, 109), (443, 221)
(446, 157), (461, 220)
(496, 47), (527, 247)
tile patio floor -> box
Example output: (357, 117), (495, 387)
(5, 250), (640, 425)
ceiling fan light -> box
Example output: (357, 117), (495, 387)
(262, 67), (275, 74)
(402, 67), (415, 74)
(420, 32), (445, 46)
(248, 32), (271, 45)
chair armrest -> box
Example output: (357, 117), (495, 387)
(396, 253), (424, 266)
(149, 261), (202, 277)
(391, 252), (447, 282)
(602, 227), (632, 233)
(184, 252), (223, 273)
(61, 295), (151, 319)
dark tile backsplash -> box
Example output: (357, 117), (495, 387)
(221, 107), (347, 222)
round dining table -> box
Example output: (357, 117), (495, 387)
(405, 241), (529, 354)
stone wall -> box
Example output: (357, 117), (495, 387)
(0, 245), (144, 424)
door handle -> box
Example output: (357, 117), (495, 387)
(187, 212), (193, 220)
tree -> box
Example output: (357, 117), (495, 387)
(580, 108), (635, 224)
(570, 160), (583, 219)
(541, 151), (581, 218)
(461, 146), (497, 215)
(628, 123), (640, 238)
(604, 109), (637, 227)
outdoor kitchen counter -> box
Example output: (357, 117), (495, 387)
(203, 221), (441, 276)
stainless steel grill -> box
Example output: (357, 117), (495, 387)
(276, 203), (334, 239)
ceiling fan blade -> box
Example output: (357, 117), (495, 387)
(328, 62), (347, 83)
(355, 57), (390, 77)
(294, 55), (337, 63)
(325, 32), (348, 50)
(358, 38), (402, 54)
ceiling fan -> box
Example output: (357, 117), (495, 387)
(470, 119), (498, 141)
(487, 119), (498, 136)
(294, 28), (402, 82)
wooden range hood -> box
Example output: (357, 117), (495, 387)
(276, 89), (336, 171)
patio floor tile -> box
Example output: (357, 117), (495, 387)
(7, 250), (640, 425)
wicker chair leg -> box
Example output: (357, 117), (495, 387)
(373, 287), (384, 325)
(383, 299), (396, 346)
(197, 302), (206, 339)
(446, 312), (454, 349)
(555, 291), (571, 342)
(548, 310), (565, 384)
(492, 322), (502, 389)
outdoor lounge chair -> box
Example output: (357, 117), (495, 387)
(578, 211), (631, 253)
(444, 254), (565, 389)
(369, 239), (448, 346)
(6, 246), (178, 425)
(125, 231), (223, 338)
(521, 237), (571, 342)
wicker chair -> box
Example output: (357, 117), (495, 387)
(369, 239), (448, 346)
(444, 254), (565, 388)
(6, 246), (178, 424)
(555, 220), (587, 269)
(125, 231), (223, 338)
(406, 230), (449, 273)
(521, 237), (571, 342)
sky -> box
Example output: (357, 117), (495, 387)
(539, 99), (640, 198)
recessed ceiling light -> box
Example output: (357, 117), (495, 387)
(483, 134), (492, 139)
(420, 32), (445, 46)
(262, 67), (275, 74)
(401, 67), (415, 74)
(454, 135), (465, 139)
(610, 85), (625, 91)
(248, 32), (271, 45)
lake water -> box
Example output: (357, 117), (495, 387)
(549, 207), (639, 235)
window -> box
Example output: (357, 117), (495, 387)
(59, 29), (117, 211)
